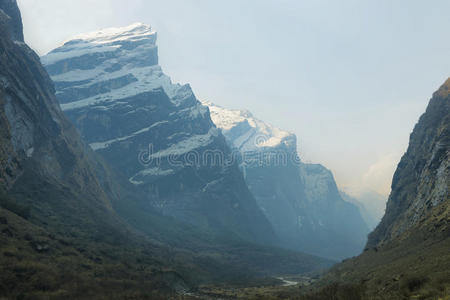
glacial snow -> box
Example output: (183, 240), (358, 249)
(148, 128), (220, 159)
(42, 23), (190, 111)
(59, 65), (177, 111)
(89, 121), (169, 151)
(42, 23), (157, 66)
(204, 101), (296, 152)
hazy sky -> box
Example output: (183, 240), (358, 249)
(18, 0), (450, 198)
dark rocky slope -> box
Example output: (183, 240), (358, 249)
(368, 78), (449, 248)
(0, 2), (190, 297)
(0, 0), (22, 41)
(309, 78), (450, 299)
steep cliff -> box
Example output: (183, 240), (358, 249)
(0, 3), (113, 230)
(42, 23), (276, 245)
(0, 1), (193, 297)
(368, 78), (449, 248)
(0, 0), (23, 41)
(206, 102), (369, 260)
(316, 79), (450, 299)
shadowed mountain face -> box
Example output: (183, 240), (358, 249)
(367, 78), (450, 248)
(315, 79), (450, 299)
(41, 24), (277, 246)
(0, 1), (114, 233)
(0, 0), (22, 42)
(206, 102), (370, 260)
(0, 1), (194, 297)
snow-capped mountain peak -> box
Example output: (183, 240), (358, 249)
(42, 23), (156, 66)
(42, 23), (199, 112)
(204, 101), (370, 259)
(42, 23), (277, 246)
(70, 22), (155, 44)
(204, 101), (296, 152)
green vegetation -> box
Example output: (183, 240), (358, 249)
(0, 206), (184, 299)
(0, 171), (333, 299)
(186, 200), (450, 299)
(0, 191), (31, 220)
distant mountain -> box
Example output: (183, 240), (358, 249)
(206, 102), (370, 260)
(319, 78), (450, 299)
(41, 23), (276, 245)
(340, 190), (385, 230)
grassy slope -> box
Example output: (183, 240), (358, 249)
(0, 206), (181, 300)
(0, 172), (335, 299)
(111, 183), (335, 285)
(316, 201), (450, 300)
(233, 201), (449, 300)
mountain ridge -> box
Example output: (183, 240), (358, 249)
(205, 101), (370, 260)
(368, 78), (449, 248)
(42, 23), (279, 246)
(305, 78), (450, 299)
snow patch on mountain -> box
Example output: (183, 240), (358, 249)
(42, 23), (192, 111)
(72, 23), (155, 44)
(59, 66), (177, 111)
(42, 23), (156, 65)
(129, 168), (175, 185)
(204, 101), (296, 152)
(89, 120), (169, 151)
(149, 128), (220, 159)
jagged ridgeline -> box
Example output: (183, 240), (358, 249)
(0, 1), (334, 298)
(41, 23), (277, 245)
(205, 102), (369, 260)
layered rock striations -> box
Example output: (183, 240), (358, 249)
(42, 24), (276, 245)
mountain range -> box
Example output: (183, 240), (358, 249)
(205, 101), (370, 260)
(1, 0), (448, 298)
(41, 23), (276, 245)
(42, 22), (370, 261)
(0, 1), (333, 298)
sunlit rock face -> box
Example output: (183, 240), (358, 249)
(206, 102), (370, 260)
(42, 23), (276, 245)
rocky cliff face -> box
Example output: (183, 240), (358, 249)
(0, 4), (114, 221)
(318, 79), (450, 298)
(42, 24), (276, 245)
(367, 78), (450, 248)
(0, 0), (23, 42)
(206, 102), (369, 260)
(0, 2), (194, 296)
